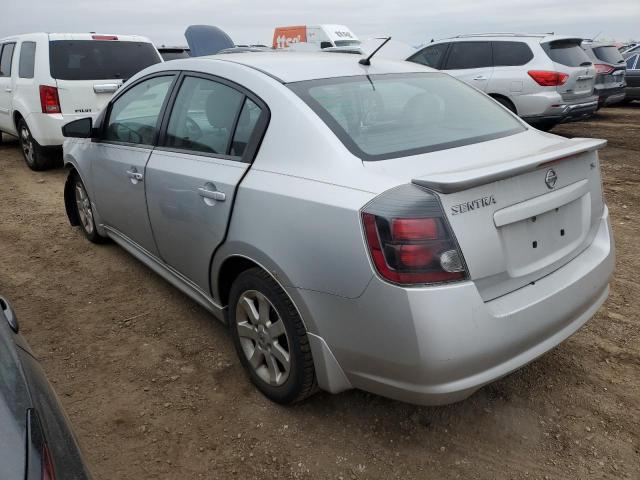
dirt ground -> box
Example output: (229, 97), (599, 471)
(0, 105), (639, 480)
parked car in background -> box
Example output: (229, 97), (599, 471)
(581, 40), (626, 107)
(407, 34), (598, 130)
(620, 43), (640, 55)
(623, 52), (640, 103)
(158, 45), (190, 61)
(0, 296), (92, 479)
(0, 33), (161, 170)
(62, 52), (613, 406)
(273, 25), (360, 49)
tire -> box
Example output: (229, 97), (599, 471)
(491, 96), (517, 114)
(17, 118), (56, 171)
(71, 173), (107, 243)
(229, 268), (317, 404)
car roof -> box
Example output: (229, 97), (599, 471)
(191, 51), (431, 83)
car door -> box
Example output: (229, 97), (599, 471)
(92, 73), (177, 255)
(0, 42), (16, 133)
(626, 54), (640, 94)
(442, 41), (494, 91)
(145, 73), (268, 291)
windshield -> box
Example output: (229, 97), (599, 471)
(543, 40), (592, 67)
(289, 73), (525, 161)
(49, 40), (161, 80)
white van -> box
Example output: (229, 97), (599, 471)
(0, 33), (162, 170)
(272, 25), (360, 50)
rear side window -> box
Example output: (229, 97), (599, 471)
(493, 41), (534, 66)
(444, 42), (492, 70)
(49, 40), (161, 80)
(409, 43), (449, 69)
(230, 98), (262, 157)
(626, 55), (638, 70)
(104, 75), (174, 145)
(0, 43), (16, 77)
(543, 40), (591, 67)
(290, 73), (525, 161)
(592, 46), (624, 64)
(19, 41), (36, 78)
(164, 76), (244, 157)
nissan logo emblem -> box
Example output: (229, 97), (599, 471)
(545, 169), (558, 189)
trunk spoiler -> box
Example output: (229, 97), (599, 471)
(412, 137), (606, 194)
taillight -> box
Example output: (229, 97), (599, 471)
(42, 443), (56, 480)
(92, 34), (118, 40)
(39, 85), (61, 114)
(594, 63), (614, 74)
(361, 184), (467, 285)
(527, 70), (569, 86)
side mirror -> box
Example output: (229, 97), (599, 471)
(62, 117), (94, 138)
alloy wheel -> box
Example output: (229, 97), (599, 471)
(20, 126), (34, 166)
(74, 183), (94, 235)
(235, 290), (291, 386)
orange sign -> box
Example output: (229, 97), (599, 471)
(273, 26), (307, 49)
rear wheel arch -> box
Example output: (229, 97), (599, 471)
(488, 93), (518, 114)
(13, 110), (25, 134)
(217, 256), (266, 308)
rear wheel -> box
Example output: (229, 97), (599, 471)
(18, 119), (56, 171)
(229, 268), (317, 404)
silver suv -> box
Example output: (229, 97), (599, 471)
(408, 34), (598, 130)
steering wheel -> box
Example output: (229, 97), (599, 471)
(184, 116), (202, 140)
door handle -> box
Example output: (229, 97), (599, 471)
(472, 75), (487, 81)
(198, 186), (226, 202)
(126, 169), (143, 181)
(4, 88), (11, 92)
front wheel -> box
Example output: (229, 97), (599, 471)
(229, 268), (317, 404)
(72, 174), (107, 243)
(17, 119), (56, 171)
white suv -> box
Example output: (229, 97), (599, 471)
(0, 33), (161, 170)
(407, 34), (598, 130)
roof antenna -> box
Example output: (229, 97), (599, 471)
(359, 37), (392, 66)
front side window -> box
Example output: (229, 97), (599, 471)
(444, 42), (492, 70)
(104, 75), (174, 145)
(164, 76), (244, 156)
(409, 43), (449, 69)
(18, 41), (36, 79)
(493, 41), (534, 67)
(49, 40), (161, 81)
(289, 73), (525, 161)
(0, 43), (16, 77)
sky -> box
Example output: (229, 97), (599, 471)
(2, 0), (639, 47)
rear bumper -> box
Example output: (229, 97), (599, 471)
(24, 112), (92, 146)
(300, 206), (614, 405)
(595, 85), (626, 107)
(523, 96), (599, 126)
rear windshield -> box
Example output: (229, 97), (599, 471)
(289, 73), (525, 161)
(592, 46), (624, 64)
(160, 49), (190, 61)
(543, 40), (592, 67)
(49, 40), (161, 80)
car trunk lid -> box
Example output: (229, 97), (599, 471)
(363, 132), (606, 300)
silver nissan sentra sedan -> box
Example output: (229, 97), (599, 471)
(61, 52), (614, 406)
